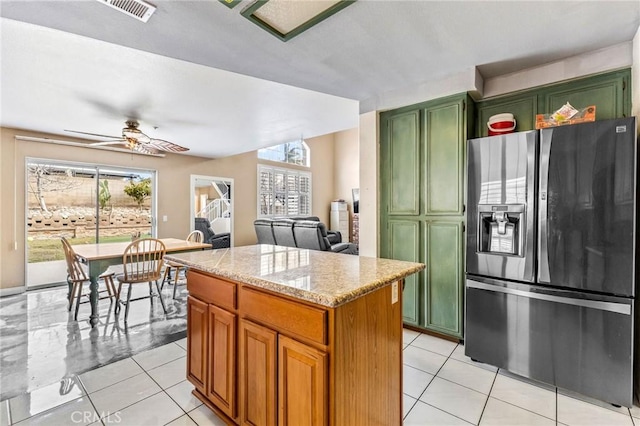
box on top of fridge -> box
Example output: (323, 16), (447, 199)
(535, 103), (596, 129)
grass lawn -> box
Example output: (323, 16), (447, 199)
(27, 235), (145, 263)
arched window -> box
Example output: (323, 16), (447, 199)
(257, 139), (310, 167)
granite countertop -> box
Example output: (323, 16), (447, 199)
(164, 244), (424, 307)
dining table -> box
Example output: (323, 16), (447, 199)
(72, 237), (212, 327)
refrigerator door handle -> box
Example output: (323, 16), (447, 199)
(538, 130), (551, 283)
(467, 281), (631, 315)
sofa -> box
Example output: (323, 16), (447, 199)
(254, 218), (357, 255)
(194, 217), (231, 249)
(280, 216), (342, 245)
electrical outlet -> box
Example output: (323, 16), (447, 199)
(162, 215), (168, 222)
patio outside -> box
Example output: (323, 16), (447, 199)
(26, 162), (154, 287)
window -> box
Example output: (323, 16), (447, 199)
(257, 139), (310, 167)
(258, 165), (311, 217)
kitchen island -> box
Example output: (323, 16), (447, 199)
(164, 244), (424, 426)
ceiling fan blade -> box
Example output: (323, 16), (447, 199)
(65, 129), (122, 139)
(148, 138), (190, 153)
(90, 139), (127, 146)
(132, 142), (161, 155)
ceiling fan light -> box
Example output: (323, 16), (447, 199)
(123, 127), (151, 142)
(122, 128), (141, 139)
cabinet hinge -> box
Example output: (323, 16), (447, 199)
(462, 100), (466, 111)
(462, 224), (466, 232)
(622, 80), (626, 91)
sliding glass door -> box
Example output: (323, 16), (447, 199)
(26, 159), (156, 288)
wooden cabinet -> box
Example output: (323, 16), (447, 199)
(475, 69), (631, 137)
(239, 320), (277, 426)
(380, 93), (471, 338)
(186, 269), (403, 426)
(278, 335), (327, 426)
(207, 304), (236, 419)
(187, 296), (208, 393)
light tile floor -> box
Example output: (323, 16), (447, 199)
(1, 330), (638, 425)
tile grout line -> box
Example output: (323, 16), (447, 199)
(475, 364), (498, 425)
(87, 372), (164, 422)
(130, 355), (187, 424)
(408, 342), (481, 425)
(486, 385), (557, 423)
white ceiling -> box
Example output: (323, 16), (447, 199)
(1, 1), (639, 158)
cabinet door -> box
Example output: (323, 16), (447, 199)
(278, 335), (327, 426)
(380, 110), (421, 216)
(239, 320), (277, 426)
(544, 74), (627, 121)
(423, 100), (465, 216)
(424, 221), (464, 338)
(384, 219), (421, 325)
(187, 296), (208, 394)
(477, 95), (537, 137)
(207, 305), (237, 420)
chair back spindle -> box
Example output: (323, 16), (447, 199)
(122, 238), (166, 283)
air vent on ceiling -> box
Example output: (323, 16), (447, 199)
(96, 0), (156, 23)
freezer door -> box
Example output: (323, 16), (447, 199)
(465, 277), (634, 407)
(538, 117), (637, 297)
(466, 131), (537, 282)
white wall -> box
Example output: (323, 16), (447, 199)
(358, 111), (378, 257)
(484, 42), (633, 98)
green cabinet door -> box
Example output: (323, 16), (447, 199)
(477, 95), (537, 137)
(382, 110), (420, 216)
(386, 219), (421, 325)
(424, 220), (464, 337)
(423, 101), (465, 215)
(544, 72), (629, 120)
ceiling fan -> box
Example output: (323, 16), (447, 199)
(65, 120), (189, 155)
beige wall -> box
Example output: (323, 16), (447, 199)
(333, 128), (359, 208)
(332, 128), (359, 240)
(1, 127), (351, 291)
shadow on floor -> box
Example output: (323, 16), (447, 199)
(0, 281), (188, 401)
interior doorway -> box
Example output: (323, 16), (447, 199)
(190, 175), (234, 247)
(25, 158), (157, 288)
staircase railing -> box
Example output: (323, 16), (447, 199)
(197, 198), (230, 222)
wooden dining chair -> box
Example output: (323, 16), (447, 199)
(115, 237), (167, 322)
(61, 237), (116, 320)
(161, 230), (203, 299)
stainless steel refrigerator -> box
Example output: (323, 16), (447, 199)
(465, 117), (637, 407)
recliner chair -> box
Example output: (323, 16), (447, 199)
(254, 219), (276, 245)
(272, 219), (297, 247)
(283, 216), (342, 245)
(293, 220), (357, 254)
(194, 217), (231, 249)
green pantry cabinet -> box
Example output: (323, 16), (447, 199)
(379, 69), (630, 339)
(380, 94), (474, 338)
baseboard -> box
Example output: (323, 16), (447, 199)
(0, 286), (26, 297)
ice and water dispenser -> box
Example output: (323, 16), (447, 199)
(477, 204), (525, 256)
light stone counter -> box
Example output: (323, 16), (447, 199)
(164, 244), (424, 307)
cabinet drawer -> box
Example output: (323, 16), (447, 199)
(187, 271), (236, 310)
(240, 287), (327, 345)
